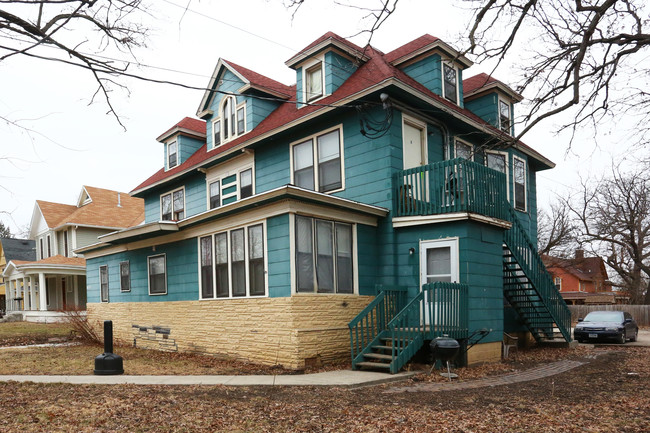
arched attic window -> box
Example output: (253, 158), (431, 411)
(213, 95), (246, 148)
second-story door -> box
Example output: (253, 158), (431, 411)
(403, 121), (426, 169)
(402, 118), (428, 204)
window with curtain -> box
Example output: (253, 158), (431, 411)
(306, 63), (323, 101)
(295, 216), (353, 294)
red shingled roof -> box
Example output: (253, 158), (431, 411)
(158, 117), (206, 141)
(131, 34), (550, 195)
(542, 254), (609, 282)
(225, 60), (293, 98)
(463, 73), (499, 94)
(384, 34), (440, 63)
(286, 31), (368, 65)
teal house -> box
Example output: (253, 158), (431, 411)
(80, 33), (571, 372)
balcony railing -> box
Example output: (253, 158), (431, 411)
(393, 158), (508, 221)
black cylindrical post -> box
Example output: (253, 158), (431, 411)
(104, 320), (113, 354)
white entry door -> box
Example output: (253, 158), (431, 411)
(403, 121), (426, 169)
(420, 238), (459, 326)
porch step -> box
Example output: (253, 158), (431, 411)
(355, 361), (391, 370)
(372, 345), (395, 351)
(364, 353), (393, 361)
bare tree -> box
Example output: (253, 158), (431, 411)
(465, 0), (650, 147)
(0, 221), (10, 238)
(0, 1), (149, 128)
(568, 166), (650, 304)
(537, 199), (576, 256)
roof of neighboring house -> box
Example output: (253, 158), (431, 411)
(561, 292), (617, 304)
(131, 32), (553, 195)
(543, 254), (610, 283)
(0, 238), (36, 262)
(8, 255), (86, 270)
(38, 186), (144, 230)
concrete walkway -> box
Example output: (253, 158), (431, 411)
(0, 370), (417, 387)
(0, 358), (591, 388)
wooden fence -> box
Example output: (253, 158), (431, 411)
(569, 305), (650, 327)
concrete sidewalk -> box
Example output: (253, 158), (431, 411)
(0, 370), (417, 387)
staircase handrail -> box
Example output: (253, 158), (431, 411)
(503, 206), (572, 341)
(348, 286), (407, 365)
(385, 290), (425, 374)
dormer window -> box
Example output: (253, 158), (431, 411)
(499, 100), (511, 133)
(168, 141), (178, 169)
(213, 96), (245, 148)
(443, 63), (458, 104)
(305, 63), (323, 102)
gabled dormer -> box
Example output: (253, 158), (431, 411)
(196, 59), (292, 150)
(285, 32), (369, 107)
(385, 34), (473, 108)
(463, 73), (523, 136)
(157, 117), (206, 171)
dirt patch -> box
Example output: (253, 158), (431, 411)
(0, 346), (648, 432)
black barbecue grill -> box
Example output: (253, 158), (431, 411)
(430, 336), (460, 380)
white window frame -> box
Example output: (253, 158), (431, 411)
(554, 277), (562, 291)
(485, 150), (510, 201)
(212, 96), (246, 149)
(442, 61), (460, 105)
(198, 221), (268, 300)
(420, 237), (460, 285)
(454, 139), (473, 161)
(46, 234), (51, 258)
(167, 140), (178, 170)
(290, 214), (357, 295)
(499, 98), (511, 134)
(99, 265), (109, 303)
(119, 260), (131, 293)
(303, 59), (325, 103)
(290, 125), (345, 194)
(513, 155), (527, 212)
(160, 187), (186, 221)
(148, 254), (167, 296)
(205, 160), (255, 210)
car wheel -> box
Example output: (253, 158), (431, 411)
(630, 329), (638, 342)
(618, 331), (626, 344)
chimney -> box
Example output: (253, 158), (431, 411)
(117, 192), (122, 208)
(575, 249), (584, 260)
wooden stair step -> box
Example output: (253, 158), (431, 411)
(372, 345), (395, 351)
(355, 361), (391, 370)
(364, 353), (393, 361)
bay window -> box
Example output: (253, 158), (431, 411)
(295, 216), (353, 294)
(199, 223), (266, 299)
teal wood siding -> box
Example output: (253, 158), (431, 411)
(144, 196), (160, 223)
(86, 238), (199, 303)
(249, 96), (281, 130)
(205, 69), (246, 149)
(427, 124), (445, 163)
(356, 223), (379, 296)
(402, 54), (442, 96)
(296, 66), (303, 106)
(465, 93), (498, 128)
(324, 51), (357, 95)
(267, 214), (291, 298)
(178, 136), (204, 165)
(393, 221), (505, 344)
(255, 141), (290, 193)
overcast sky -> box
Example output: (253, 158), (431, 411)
(0, 0), (629, 236)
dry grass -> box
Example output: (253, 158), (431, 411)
(0, 322), (73, 345)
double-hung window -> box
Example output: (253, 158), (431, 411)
(168, 141), (178, 169)
(148, 254), (167, 295)
(292, 127), (343, 193)
(513, 156), (526, 211)
(305, 63), (323, 102)
(213, 96), (245, 148)
(455, 140), (472, 161)
(207, 165), (254, 209)
(209, 180), (221, 209)
(199, 223), (266, 299)
(161, 188), (185, 221)
(486, 151), (509, 201)
(120, 261), (130, 292)
(443, 63), (458, 104)
(240, 168), (253, 199)
(499, 100), (511, 133)
(99, 265), (109, 302)
(295, 216), (353, 294)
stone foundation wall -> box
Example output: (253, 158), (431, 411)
(87, 295), (373, 370)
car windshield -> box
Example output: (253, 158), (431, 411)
(583, 311), (623, 322)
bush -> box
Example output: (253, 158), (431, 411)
(63, 309), (101, 345)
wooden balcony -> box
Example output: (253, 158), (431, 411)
(393, 158), (509, 221)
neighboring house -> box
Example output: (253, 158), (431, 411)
(80, 32), (571, 372)
(542, 250), (617, 305)
(2, 186), (144, 322)
(0, 238), (36, 313)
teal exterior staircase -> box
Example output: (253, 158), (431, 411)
(349, 283), (468, 374)
(502, 206), (572, 342)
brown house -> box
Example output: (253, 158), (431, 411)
(542, 250), (617, 305)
